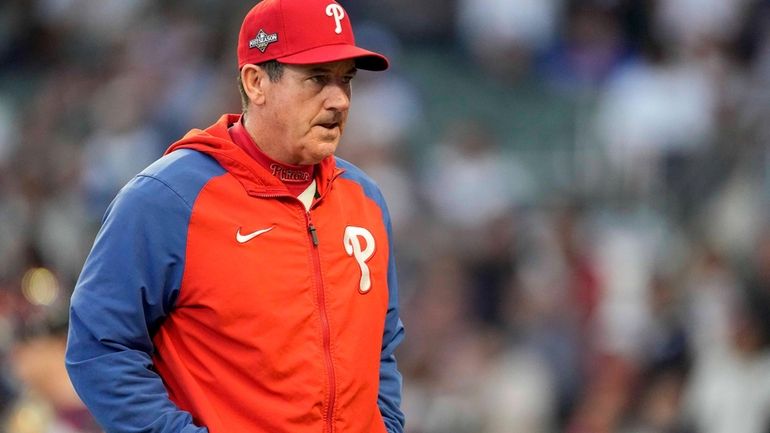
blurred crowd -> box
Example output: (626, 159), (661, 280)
(2, 0), (770, 432)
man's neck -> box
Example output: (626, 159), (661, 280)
(242, 112), (295, 165)
(229, 116), (315, 196)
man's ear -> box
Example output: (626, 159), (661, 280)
(241, 64), (267, 106)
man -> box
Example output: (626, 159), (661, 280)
(64, 1), (405, 432)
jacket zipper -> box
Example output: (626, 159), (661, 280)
(253, 176), (342, 432)
(306, 212), (336, 433)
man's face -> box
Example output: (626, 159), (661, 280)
(260, 59), (356, 165)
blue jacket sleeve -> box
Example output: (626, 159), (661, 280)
(65, 174), (207, 433)
(377, 197), (406, 433)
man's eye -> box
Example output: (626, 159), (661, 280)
(311, 75), (328, 84)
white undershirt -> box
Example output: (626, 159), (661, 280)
(296, 180), (316, 212)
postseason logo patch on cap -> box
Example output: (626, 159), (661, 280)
(249, 29), (278, 53)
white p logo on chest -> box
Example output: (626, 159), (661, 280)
(343, 226), (376, 293)
(325, 3), (345, 35)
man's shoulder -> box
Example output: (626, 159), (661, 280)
(129, 149), (226, 205)
(141, 149), (224, 183)
(334, 156), (389, 211)
(335, 157), (378, 190)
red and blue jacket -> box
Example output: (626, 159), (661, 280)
(65, 114), (405, 433)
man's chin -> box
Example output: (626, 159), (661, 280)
(300, 141), (339, 165)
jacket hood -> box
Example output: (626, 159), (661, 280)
(165, 114), (341, 198)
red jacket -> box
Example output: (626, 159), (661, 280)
(66, 114), (405, 433)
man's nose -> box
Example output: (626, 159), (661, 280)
(324, 83), (351, 111)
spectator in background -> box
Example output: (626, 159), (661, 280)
(681, 287), (770, 433)
(32, 0), (149, 47)
(423, 118), (534, 234)
(6, 317), (100, 433)
(476, 333), (556, 433)
(81, 73), (162, 220)
(654, 0), (751, 51)
(456, 0), (561, 80)
(593, 39), (718, 202)
(345, 0), (454, 44)
(540, 1), (633, 91)
(683, 246), (743, 357)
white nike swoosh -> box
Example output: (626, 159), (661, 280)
(236, 226), (275, 243)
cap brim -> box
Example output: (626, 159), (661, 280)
(277, 44), (389, 71)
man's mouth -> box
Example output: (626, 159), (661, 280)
(317, 122), (339, 130)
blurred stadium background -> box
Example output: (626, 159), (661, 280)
(2, 0), (770, 432)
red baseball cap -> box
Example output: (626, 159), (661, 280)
(237, 0), (389, 71)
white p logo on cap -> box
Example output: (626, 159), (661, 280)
(325, 3), (345, 34)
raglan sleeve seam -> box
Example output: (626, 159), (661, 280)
(137, 174), (195, 210)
